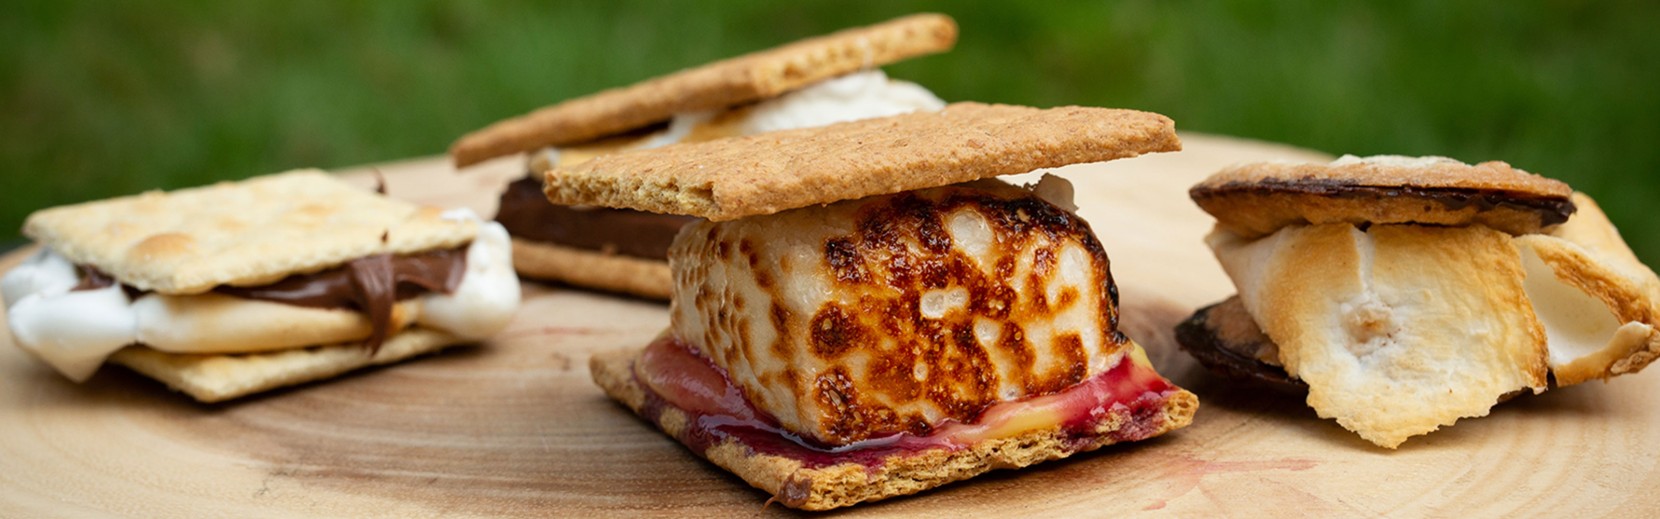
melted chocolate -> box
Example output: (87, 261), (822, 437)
(72, 266), (118, 291)
(74, 248), (466, 352)
(1194, 179), (1577, 227)
(72, 265), (149, 301)
(495, 175), (694, 259)
(1174, 301), (1307, 395)
(214, 249), (463, 308)
(216, 248), (466, 351)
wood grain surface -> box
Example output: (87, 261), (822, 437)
(3, 134), (1657, 517)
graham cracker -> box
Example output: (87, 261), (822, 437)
(590, 346), (1198, 510)
(109, 327), (462, 403)
(511, 238), (673, 300)
(1191, 155), (1575, 238)
(1200, 155), (1571, 194)
(451, 13), (958, 168)
(522, 106), (756, 173)
(544, 102), (1181, 221)
(22, 170), (477, 295)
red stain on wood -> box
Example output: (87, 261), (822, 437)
(1142, 454), (1318, 511)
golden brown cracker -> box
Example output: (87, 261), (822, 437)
(23, 170), (477, 295)
(511, 238), (672, 300)
(452, 13), (958, 168)
(1190, 155), (1575, 238)
(545, 103), (1181, 220)
(522, 107), (753, 173)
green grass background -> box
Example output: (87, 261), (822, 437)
(5, 1), (1657, 262)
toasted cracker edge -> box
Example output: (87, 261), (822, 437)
(23, 170), (477, 294)
(451, 13), (958, 168)
(546, 103), (1182, 220)
(1189, 157), (1576, 239)
(1195, 156), (1573, 196)
(109, 327), (463, 403)
(512, 238), (672, 300)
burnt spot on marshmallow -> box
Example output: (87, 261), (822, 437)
(740, 238), (760, 268)
(769, 302), (792, 358)
(810, 305), (864, 359)
(825, 238), (866, 283)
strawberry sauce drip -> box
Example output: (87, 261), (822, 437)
(634, 336), (1182, 469)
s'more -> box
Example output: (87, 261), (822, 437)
(2, 170), (520, 402)
(451, 14), (958, 300)
(573, 102), (1197, 509)
(1176, 155), (1660, 448)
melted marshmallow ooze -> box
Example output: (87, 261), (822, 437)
(2, 212), (518, 381)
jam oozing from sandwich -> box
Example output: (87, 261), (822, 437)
(495, 175), (695, 259)
(635, 335), (1180, 470)
(74, 247), (467, 351)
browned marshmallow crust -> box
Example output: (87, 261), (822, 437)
(669, 181), (1135, 444)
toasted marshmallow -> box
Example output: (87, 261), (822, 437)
(1201, 194), (1660, 447)
(1210, 223), (1549, 448)
(2, 249), (136, 381)
(416, 219), (520, 339)
(1515, 193), (1660, 384)
(738, 69), (945, 135)
(669, 178), (1127, 445)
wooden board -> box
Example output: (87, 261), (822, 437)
(3, 134), (1658, 517)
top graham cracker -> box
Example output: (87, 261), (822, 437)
(22, 170), (478, 295)
(541, 102), (1182, 221)
(1194, 155), (1572, 197)
(449, 13), (958, 168)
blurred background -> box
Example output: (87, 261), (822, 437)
(4, 1), (1657, 262)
